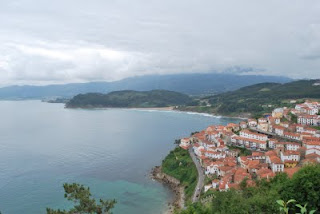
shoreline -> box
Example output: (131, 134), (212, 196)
(150, 166), (185, 214)
(65, 105), (247, 120)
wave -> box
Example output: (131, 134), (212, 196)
(127, 108), (225, 118)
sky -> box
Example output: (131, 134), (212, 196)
(0, 0), (320, 86)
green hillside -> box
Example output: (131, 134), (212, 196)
(179, 80), (320, 117)
(65, 90), (192, 108)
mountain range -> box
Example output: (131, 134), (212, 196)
(0, 73), (291, 99)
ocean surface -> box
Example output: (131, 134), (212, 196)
(0, 100), (241, 214)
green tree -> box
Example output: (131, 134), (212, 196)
(280, 164), (320, 211)
(46, 183), (116, 214)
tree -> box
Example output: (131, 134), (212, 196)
(46, 183), (116, 214)
(280, 164), (320, 211)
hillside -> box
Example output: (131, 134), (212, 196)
(65, 90), (192, 108)
(0, 73), (291, 99)
(179, 80), (320, 117)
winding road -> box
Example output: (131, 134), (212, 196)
(188, 147), (205, 203)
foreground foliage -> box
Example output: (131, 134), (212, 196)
(178, 164), (320, 214)
(162, 147), (198, 201)
(46, 183), (116, 214)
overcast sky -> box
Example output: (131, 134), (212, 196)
(0, 0), (320, 86)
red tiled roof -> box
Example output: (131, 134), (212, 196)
(270, 156), (282, 164)
(284, 167), (300, 178)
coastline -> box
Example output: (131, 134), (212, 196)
(150, 166), (185, 214)
(66, 105), (247, 120)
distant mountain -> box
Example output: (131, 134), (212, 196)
(65, 90), (192, 108)
(0, 73), (291, 99)
(178, 79), (320, 117)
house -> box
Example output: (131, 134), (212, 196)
(280, 151), (300, 163)
(285, 142), (301, 151)
(273, 125), (285, 136)
(274, 142), (286, 153)
(256, 168), (275, 180)
(218, 166), (234, 177)
(179, 137), (191, 149)
(268, 139), (278, 149)
(234, 168), (251, 184)
(306, 147), (320, 156)
(212, 179), (220, 189)
(258, 118), (268, 123)
(272, 108), (284, 118)
(247, 119), (257, 127)
(298, 114), (319, 126)
(227, 123), (240, 132)
(267, 116), (281, 125)
(304, 127), (317, 135)
(296, 124), (304, 133)
(250, 152), (266, 161)
(239, 130), (268, 141)
(284, 132), (301, 141)
(204, 150), (226, 159)
(193, 144), (205, 156)
(239, 121), (248, 129)
(280, 121), (290, 128)
(218, 181), (229, 192)
(205, 161), (224, 175)
(269, 156), (284, 172)
(265, 151), (284, 172)
(204, 184), (213, 192)
(257, 122), (269, 132)
(303, 141), (320, 152)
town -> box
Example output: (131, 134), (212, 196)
(179, 100), (320, 194)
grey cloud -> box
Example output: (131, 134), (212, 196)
(0, 0), (320, 86)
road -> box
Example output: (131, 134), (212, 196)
(188, 147), (205, 203)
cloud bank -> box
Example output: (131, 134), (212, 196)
(0, 0), (320, 86)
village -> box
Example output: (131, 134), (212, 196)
(179, 100), (320, 193)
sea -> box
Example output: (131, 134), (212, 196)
(0, 100), (241, 214)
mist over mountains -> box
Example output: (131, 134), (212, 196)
(0, 73), (291, 99)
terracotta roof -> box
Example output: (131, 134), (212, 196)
(252, 152), (265, 156)
(256, 168), (275, 179)
(283, 150), (300, 156)
(284, 167), (300, 178)
(270, 156), (282, 164)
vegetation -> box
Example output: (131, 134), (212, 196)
(227, 145), (252, 156)
(177, 164), (320, 214)
(46, 183), (116, 214)
(66, 90), (192, 108)
(162, 147), (198, 201)
(277, 199), (316, 214)
(179, 80), (320, 116)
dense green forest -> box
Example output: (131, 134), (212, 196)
(162, 147), (198, 201)
(177, 164), (320, 214)
(65, 90), (192, 108)
(179, 80), (320, 117)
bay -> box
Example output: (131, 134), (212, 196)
(0, 100), (240, 214)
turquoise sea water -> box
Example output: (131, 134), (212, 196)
(0, 101), (240, 214)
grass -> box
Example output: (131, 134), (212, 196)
(162, 147), (198, 201)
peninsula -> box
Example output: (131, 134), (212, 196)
(65, 90), (192, 108)
(157, 98), (320, 213)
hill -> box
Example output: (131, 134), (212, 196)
(179, 79), (320, 117)
(0, 73), (291, 99)
(65, 90), (192, 108)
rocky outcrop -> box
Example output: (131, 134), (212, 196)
(151, 166), (185, 213)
